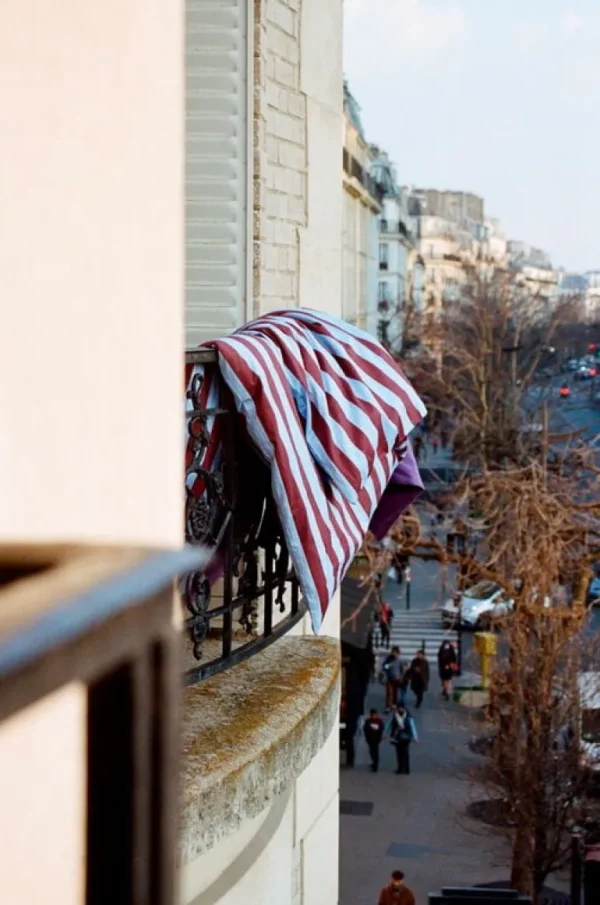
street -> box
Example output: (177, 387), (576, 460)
(340, 663), (515, 905)
(340, 419), (599, 904)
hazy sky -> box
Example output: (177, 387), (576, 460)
(344, 0), (600, 272)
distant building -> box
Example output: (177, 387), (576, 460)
(369, 149), (416, 346)
(508, 241), (558, 301)
(406, 187), (483, 314)
(481, 218), (508, 266)
(585, 271), (600, 321)
(412, 188), (484, 232)
(558, 271), (600, 321)
(342, 83), (382, 332)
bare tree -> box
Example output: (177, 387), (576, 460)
(351, 272), (600, 901)
(405, 270), (586, 470)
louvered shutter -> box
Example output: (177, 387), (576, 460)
(185, 0), (249, 348)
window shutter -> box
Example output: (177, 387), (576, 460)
(185, 0), (249, 348)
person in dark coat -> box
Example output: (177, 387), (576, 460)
(438, 640), (458, 701)
(408, 649), (430, 709)
(363, 707), (385, 772)
(387, 704), (418, 775)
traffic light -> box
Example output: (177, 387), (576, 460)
(589, 343), (596, 353)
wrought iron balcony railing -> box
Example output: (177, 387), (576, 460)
(184, 349), (303, 683)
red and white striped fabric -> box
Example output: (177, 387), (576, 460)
(186, 309), (426, 631)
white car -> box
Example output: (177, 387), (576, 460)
(442, 581), (513, 630)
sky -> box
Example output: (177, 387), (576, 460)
(344, 0), (600, 272)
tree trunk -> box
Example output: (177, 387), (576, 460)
(511, 824), (535, 900)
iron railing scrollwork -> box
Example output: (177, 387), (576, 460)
(183, 349), (303, 683)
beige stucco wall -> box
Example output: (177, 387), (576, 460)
(0, 3), (184, 904)
(180, 724), (339, 905)
(0, 0), (184, 548)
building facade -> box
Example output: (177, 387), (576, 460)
(369, 149), (415, 348)
(405, 188), (485, 315)
(507, 241), (558, 301)
(558, 271), (600, 322)
(185, 3), (344, 903)
(585, 271), (600, 321)
(0, 3), (345, 905)
(342, 82), (382, 332)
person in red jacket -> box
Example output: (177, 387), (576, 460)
(378, 870), (416, 905)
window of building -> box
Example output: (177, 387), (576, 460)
(185, 0), (251, 347)
(378, 281), (390, 302)
(379, 243), (389, 270)
(380, 218), (388, 233)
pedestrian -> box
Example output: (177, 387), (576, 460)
(413, 435), (423, 463)
(379, 600), (393, 649)
(378, 870), (416, 905)
(408, 648), (430, 709)
(441, 427), (449, 450)
(393, 551), (408, 585)
(438, 639), (458, 701)
(363, 707), (385, 772)
(382, 646), (405, 712)
(432, 434), (439, 455)
(388, 703), (418, 775)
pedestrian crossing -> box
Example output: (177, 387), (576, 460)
(372, 609), (459, 659)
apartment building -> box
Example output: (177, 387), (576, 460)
(342, 82), (382, 331)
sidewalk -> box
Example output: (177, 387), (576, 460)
(383, 555), (456, 614)
(339, 674), (511, 905)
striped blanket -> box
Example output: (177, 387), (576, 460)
(186, 309), (426, 631)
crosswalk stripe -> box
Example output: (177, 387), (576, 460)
(372, 611), (458, 657)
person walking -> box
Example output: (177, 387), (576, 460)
(432, 434), (440, 455)
(413, 434), (423, 463)
(388, 704), (418, 774)
(379, 600), (393, 650)
(438, 639), (458, 701)
(378, 870), (416, 905)
(408, 649), (430, 709)
(382, 647), (405, 712)
(363, 707), (385, 772)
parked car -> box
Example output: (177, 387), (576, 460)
(564, 359), (579, 372)
(575, 366), (596, 380)
(442, 580), (513, 630)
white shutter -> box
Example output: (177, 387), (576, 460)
(185, 0), (249, 348)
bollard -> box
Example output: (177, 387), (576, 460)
(473, 632), (497, 689)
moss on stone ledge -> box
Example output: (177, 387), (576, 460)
(180, 636), (340, 862)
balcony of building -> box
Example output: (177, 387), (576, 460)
(379, 218), (412, 241)
(343, 148), (384, 210)
(179, 346), (341, 888)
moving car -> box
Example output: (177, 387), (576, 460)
(575, 365), (596, 380)
(559, 383), (570, 397)
(441, 580), (513, 630)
